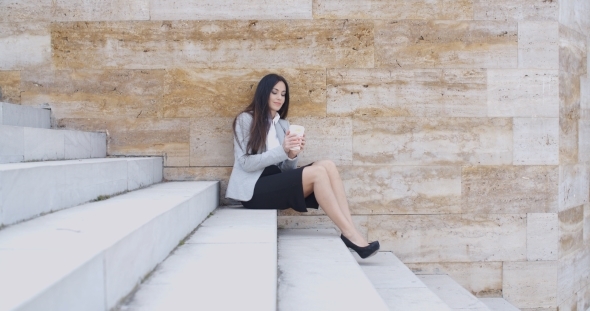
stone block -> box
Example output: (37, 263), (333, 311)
(327, 68), (487, 117)
(24, 127), (65, 161)
(341, 165), (461, 214)
(0, 0), (149, 22)
(503, 261), (558, 309)
(558, 248), (590, 305)
(163, 166), (232, 205)
(0, 23), (51, 70)
(559, 0), (590, 36)
(0, 125), (24, 163)
(288, 117), (352, 166)
(0, 71), (21, 103)
(127, 158), (155, 191)
(559, 25), (588, 76)
(559, 164), (590, 212)
(584, 75), (590, 120)
(152, 157), (163, 183)
(487, 70), (559, 117)
(150, 0), (311, 20)
(64, 130), (92, 159)
(90, 132), (107, 158)
(51, 20), (374, 69)
(585, 204), (590, 243)
(513, 118), (559, 165)
(21, 69), (166, 119)
(277, 215), (369, 239)
(190, 117), (233, 167)
(57, 118), (190, 167)
(406, 262), (502, 297)
(353, 117), (512, 166)
(518, 21), (559, 69)
(374, 20), (517, 69)
(367, 214), (527, 263)
(0, 102), (51, 129)
(560, 72), (581, 164)
(580, 120), (590, 163)
(559, 205), (584, 259)
(462, 166), (558, 214)
(527, 213), (559, 261)
(473, 0), (558, 21)
(313, 0), (472, 20)
(162, 68), (326, 118)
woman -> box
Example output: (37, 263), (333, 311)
(226, 73), (379, 259)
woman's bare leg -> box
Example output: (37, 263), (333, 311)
(302, 165), (368, 247)
(312, 160), (354, 226)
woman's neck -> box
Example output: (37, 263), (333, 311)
(270, 111), (277, 118)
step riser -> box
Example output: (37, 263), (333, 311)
(0, 158), (163, 227)
(0, 125), (106, 164)
(0, 102), (51, 129)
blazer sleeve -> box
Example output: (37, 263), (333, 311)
(234, 112), (290, 172)
(277, 119), (299, 171)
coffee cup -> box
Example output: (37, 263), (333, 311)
(289, 125), (305, 150)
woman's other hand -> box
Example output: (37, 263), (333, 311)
(282, 130), (302, 158)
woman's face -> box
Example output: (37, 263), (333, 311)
(268, 81), (286, 117)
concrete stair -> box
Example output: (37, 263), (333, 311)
(0, 102), (50, 129)
(355, 252), (453, 311)
(0, 157), (163, 227)
(419, 274), (519, 311)
(278, 229), (389, 311)
(0, 181), (219, 311)
(118, 207), (277, 311)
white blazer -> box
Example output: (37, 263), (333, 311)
(225, 112), (298, 202)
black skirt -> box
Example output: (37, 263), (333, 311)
(242, 163), (319, 212)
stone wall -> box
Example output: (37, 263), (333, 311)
(1, 1), (589, 309)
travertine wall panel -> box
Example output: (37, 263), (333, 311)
(559, 0), (590, 49)
(558, 248), (590, 305)
(0, 71), (21, 104)
(518, 21), (559, 69)
(559, 164), (590, 212)
(462, 166), (558, 214)
(353, 117), (512, 166)
(407, 262), (502, 297)
(582, 75), (590, 120)
(559, 205), (584, 258)
(20, 69), (166, 119)
(527, 213), (559, 261)
(503, 261), (558, 309)
(313, 0), (473, 20)
(0, 0), (149, 22)
(374, 20), (517, 69)
(51, 20), (374, 69)
(327, 68), (487, 117)
(0, 23), (50, 70)
(150, 0), (312, 20)
(368, 214), (527, 262)
(341, 165), (461, 214)
(163, 69), (326, 118)
(560, 25), (588, 76)
(579, 120), (590, 163)
(585, 204), (590, 243)
(163, 167), (232, 205)
(57, 117), (190, 166)
(487, 70), (558, 117)
(513, 118), (559, 165)
(473, 0), (558, 21)
(190, 118), (234, 167)
(560, 72), (581, 164)
(287, 117), (352, 166)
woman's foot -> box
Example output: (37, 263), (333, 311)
(340, 235), (380, 259)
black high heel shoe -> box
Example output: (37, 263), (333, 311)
(340, 234), (380, 259)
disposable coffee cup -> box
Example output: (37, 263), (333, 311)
(289, 125), (305, 150)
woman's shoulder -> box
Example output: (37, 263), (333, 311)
(236, 111), (253, 122)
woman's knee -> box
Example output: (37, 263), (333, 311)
(304, 165), (328, 182)
(315, 159), (337, 173)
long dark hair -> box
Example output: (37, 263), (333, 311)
(233, 73), (290, 154)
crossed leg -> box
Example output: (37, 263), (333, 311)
(302, 160), (368, 247)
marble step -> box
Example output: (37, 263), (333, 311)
(119, 207), (277, 311)
(0, 181), (219, 311)
(0, 102), (50, 129)
(355, 252), (453, 311)
(419, 274), (493, 311)
(0, 124), (106, 164)
(278, 229), (389, 311)
(0, 157), (163, 227)
(479, 298), (521, 311)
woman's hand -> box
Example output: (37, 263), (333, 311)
(282, 130), (302, 159)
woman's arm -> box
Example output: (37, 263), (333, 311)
(234, 112), (290, 172)
(277, 119), (299, 171)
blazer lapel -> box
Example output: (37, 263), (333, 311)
(276, 119), (287, 146)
